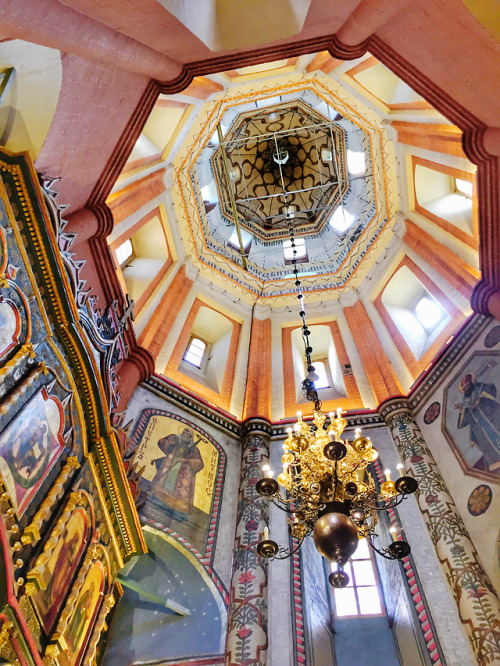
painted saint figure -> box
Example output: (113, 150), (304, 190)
(455, 371), (500, 473)
(150, 428), (204, 522)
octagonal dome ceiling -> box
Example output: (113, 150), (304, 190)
(171, 74), (398, 304)
(212, 99), (349, 240)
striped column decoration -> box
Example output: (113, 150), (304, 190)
(380, 398), (500, 666)
(225, 419), (272, 666)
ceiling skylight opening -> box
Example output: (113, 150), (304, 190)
(283, 238), (307, 263)
(455, 178), (473, 197)
(329, 207), (355, 233)
(347, 149), (366, 177)
(256, 95), (281, 109)
(415, 296), (445, 331)
(115, 239), (133, 266)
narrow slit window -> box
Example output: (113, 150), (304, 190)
(115, 239), (133, 266)
(184, 337), (206, 368)
(332, 539), (384, 618)
(313, 361), (330, 390)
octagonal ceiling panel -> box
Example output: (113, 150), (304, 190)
(212, 99), (348, 239)
(171, 74), (398, 305)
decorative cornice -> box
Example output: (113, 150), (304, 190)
(242, 417), (273, 439)
(378, 396), (411, 424)
(144, 375), (242, 438)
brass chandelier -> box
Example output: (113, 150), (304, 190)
(256, 222), (418, 588)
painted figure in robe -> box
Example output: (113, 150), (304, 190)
(151, 428), (204, 521)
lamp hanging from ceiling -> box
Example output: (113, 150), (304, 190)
(256, 219), (418, 588)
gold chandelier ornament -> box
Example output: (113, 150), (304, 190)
(256, 221), (417, 588)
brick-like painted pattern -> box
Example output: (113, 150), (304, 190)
(392, 122), (466, 159)
(225, 431), (270, 666)
(244, 318), (272, 421)
(404, 219), (479, 301)
(305, 51), (343, 74)
(182, 76), (224, 99)
(107, 169), (166, 224)
(383, 403), (500, 665)
(138, 265), (193, 358)
(165, 298), (242, 413)
(373, 255), (466, 380)
(344, 300), (402, 403)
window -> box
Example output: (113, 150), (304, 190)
(313, 360), (330, 389)
(455, 178), (472, 197)
(115, 239), (133, 266)
(283, 238), (307, 263)
(332, 539), (383, 617)
(347, 149), (366, 177)
(329, 207), (355, 234)
(380, 265), (451, 360)
(228, 227), (252, 254)
(184, 337), (207, 368)
(414, 296), (445, 331)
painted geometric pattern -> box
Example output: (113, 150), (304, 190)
(390, 413), (500, 665)
(226, 434), (270, 665)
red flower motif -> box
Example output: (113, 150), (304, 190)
(237, 627), (252, 639)
(425, 494), (439, 504)
(245, 519), (258, 532)
(410, 454), (424, 463)
(247, 477), (259, 486)
(238, 572), (256, 584)
(467, 587), (487, 599)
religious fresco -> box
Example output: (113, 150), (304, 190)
(131, 411), (222, 555)
(0, 387), (65, 517)
(31, 506), (89, 634)
(57, 559), (105, 666)
(443, 351), (500, 480)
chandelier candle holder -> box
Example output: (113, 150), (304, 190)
(255, 221), (418, 588)
(255, 410), (417, 586)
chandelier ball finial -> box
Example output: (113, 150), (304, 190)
(313, 512), (359, 565)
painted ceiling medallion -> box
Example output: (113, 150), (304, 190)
(211, 101), (348, 240)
